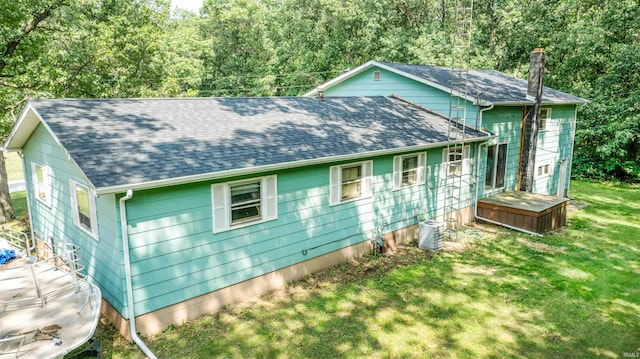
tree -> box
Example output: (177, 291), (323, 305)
(0, 0), (71, 222)
(0, 0), (176, 223)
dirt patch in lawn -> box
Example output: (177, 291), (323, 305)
(287, 225), (485, 293)
(293, 240), (434, 291)
(516, 237), (566, 254)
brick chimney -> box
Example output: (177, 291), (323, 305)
(518, 48), (545, 192)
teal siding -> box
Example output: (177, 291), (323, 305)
(477, 106), (523, 199)
(122, 147), (470, 315)
(477, 105), (578, 197)
(22, 124), (126, 314)
(325, 65), (580, 200)
(533, 105), (576, 195)
(325, 67), (479, 123)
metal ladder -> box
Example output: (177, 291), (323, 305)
(444, 0), (474, 241)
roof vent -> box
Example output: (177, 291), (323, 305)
(373, 71), (381, 81)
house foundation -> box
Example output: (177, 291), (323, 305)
(102, 206), (474, 337)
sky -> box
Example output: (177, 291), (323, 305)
(171, 0), (203, 14)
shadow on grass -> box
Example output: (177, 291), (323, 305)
(98, 181), (640, 358)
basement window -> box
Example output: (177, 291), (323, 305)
(536, 162), (552, 178)
(373, 71), (381, 81)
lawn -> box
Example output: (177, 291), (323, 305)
(4, 152), (23, 182)
(92, 180), (640, 358)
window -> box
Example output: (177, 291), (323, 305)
(442, 145), (470, 177)
(70, 180), (98, 239)
(393, 152), (426, 190)
(536, 162), (552, 178)
(485, 144), (507, 190)
(539, 108), (551, 131)
(32, 163), (51, 206)
(341, 165), (362, 200)
(212, 175), (277, 233)
(330, 161), (373, 205)
(230, 181), (262, 225)
(373, 71), (381, 81)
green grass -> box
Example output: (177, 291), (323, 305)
(3, 152), (27, 231)
(96, 180), (640, 358)
(4, 191), (28, 231)
(4, 152), (24, 182)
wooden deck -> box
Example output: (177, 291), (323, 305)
(477, 191), (569, 234)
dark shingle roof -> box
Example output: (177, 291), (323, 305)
(377, 61), (587, 105)
(30, 96), (488, 190)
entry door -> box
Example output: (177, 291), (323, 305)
(557, 159), (567, 197)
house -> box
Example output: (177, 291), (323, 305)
(4, 95), (490, 336)
(305, 58), (588, 200)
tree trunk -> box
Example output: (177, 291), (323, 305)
(0, 153), (15, 223)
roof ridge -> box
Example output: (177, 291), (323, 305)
(32, 95), (391, 103)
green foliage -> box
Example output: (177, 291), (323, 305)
(1, 0), (638, 181)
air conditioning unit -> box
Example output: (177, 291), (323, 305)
(418, 220), (445, 251)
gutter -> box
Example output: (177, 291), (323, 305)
(98, 137), (493, 195)
(119, 189), (158, 359)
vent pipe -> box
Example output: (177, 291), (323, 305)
(518, 48), (545, 192)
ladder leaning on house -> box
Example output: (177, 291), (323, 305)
(443, 0), (474, 241)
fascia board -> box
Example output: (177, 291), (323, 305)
(302, 61), (377, 96)
(5, 104), (98, 193)
(4, 103), (40, 150)
(371, 62), (480, 104)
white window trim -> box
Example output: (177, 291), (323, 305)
(485, 143), (508, 190)
(442, 145), (470, 178)
(211, 175), (278, 233)
(31, 162), (51, 207)
(329, 161), (373, 206)
(539, 107), (551, 132)
(69, 180), (98, 240)
(393, 152), (426, 190)
(373, 71), (381, 81)
(536, 161), (553, 179)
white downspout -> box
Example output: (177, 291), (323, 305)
(473, 141), (489, 220)
(119, 190), (158, 359)
(475, 214), (543, 237)
(473, 104), (494, 220)
(472, 104), (544, 237)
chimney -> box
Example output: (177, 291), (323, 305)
(527, 48), (545, 99)
(518, 48), (545, 192)
(317, 86), (324, 102)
